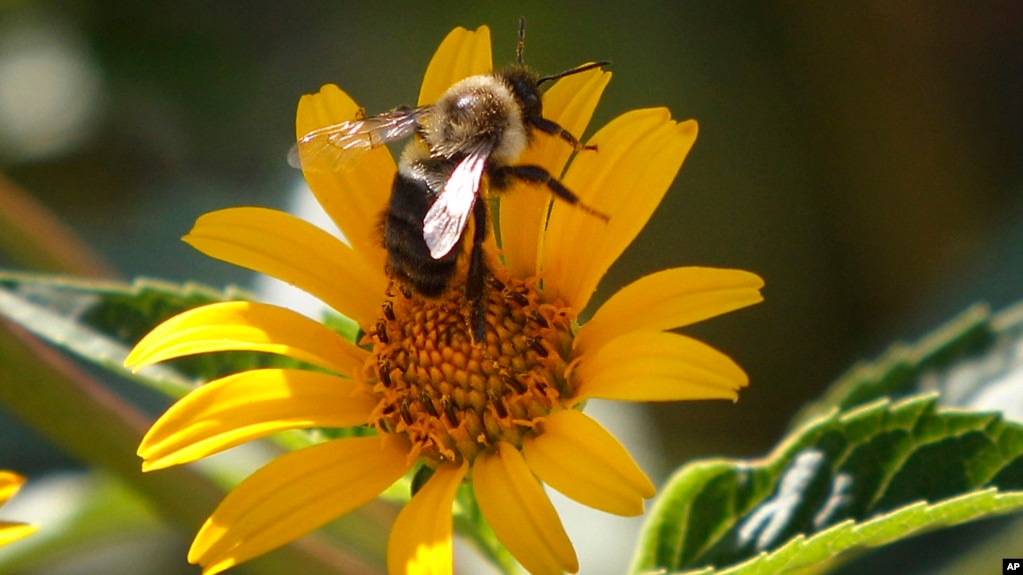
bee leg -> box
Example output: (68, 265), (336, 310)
(492, 164), (610, 222)
(465, 197), (490, 343)
(528, 117), (597, 152)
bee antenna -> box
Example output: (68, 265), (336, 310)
(537, 60), (611, 86)
(516, 17), (527, 66)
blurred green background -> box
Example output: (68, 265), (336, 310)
(0, 1), (1021, 573)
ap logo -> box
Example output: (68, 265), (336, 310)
(1005, 559), (1023, 573)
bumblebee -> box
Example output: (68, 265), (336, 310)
(290, 19), (609, 342)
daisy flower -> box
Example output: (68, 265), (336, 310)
(0, 471), (37, 546)
(125, 24), (763, 575)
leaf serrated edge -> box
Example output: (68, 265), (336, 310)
(675, 489), (1023, 575)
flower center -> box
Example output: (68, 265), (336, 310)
(366, 275), (575, 467)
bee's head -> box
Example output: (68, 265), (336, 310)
(507, 18), (610, 122)
(502, 66), (544, 121)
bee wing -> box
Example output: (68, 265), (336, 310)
(422, 149), (490, 259)
(288, 107), (428, 172)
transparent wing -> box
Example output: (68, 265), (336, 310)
(287, 107), (428, 172)
(422, 149), (490, 259)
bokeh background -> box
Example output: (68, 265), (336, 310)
(0, 1), (1021, 574)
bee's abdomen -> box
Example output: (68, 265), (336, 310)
(385, 172), (459, 297)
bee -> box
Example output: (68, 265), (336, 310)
(289, 19), (609, 342)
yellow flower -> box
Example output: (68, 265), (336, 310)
(125, 25), (763, 575)
(0, 471), (37, 546)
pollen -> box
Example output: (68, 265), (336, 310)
(366, 275), (575, 467)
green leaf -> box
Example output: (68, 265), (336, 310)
(631, 395), (1023, 575)
(0, 270), (308, 397)
(794, 303), (1023, 426)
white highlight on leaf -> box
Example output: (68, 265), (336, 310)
(813, 472), (853, 530)
(923, 331), (1023, 424)
(738, 449), (824, 550)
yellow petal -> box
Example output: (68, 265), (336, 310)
(523, 410), (654, 516)
(0, 471), (25, 504)
(0, 522), (37, 546)
(296, 84), (394, 269)
(573, 331), (748, 402)
(575, 267), (764, 356)
(387, 462), (467, 575)
(541, 109), (698, 310)
(190, 435), (412, 575)
(124, 301), (367, 377)
(501, 68), (612, 279)
(183, 207), (386, 329)
(0, 473), (36, 547)
(418, 26), (492, 106)
(474, 442), (578, 575)
(139, 369), (378, 471)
